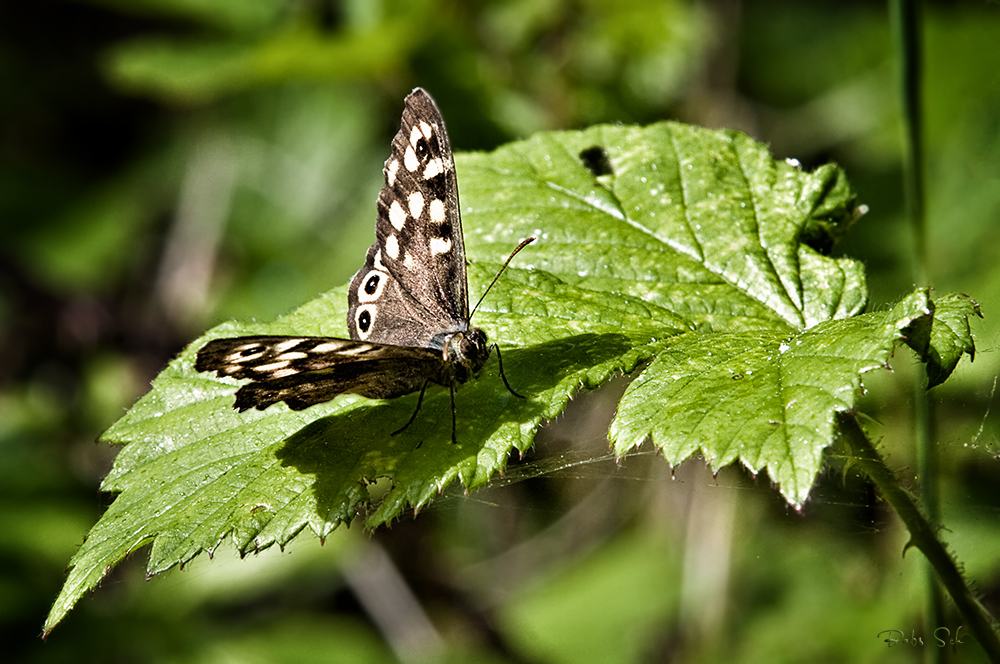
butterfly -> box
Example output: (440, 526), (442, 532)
(195, 88), (532, 442)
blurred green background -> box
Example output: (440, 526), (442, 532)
(2, 0), (999, 662)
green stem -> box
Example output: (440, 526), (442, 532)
(838, 413), (1000, 660)
(889, 0), (942, 655)
(890, 0), (926, 283)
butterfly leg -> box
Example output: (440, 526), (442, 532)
(449, 383), (458, 444)
(392, 380), (429, 437)
(493, 344), (525, 399)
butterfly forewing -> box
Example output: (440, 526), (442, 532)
(348, 88), (469, 349)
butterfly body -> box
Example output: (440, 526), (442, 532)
(196, 88), (517, 437)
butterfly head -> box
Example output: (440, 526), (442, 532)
(440, 327), (490, 385)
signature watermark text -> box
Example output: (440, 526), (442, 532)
(878, 627), (964, 648)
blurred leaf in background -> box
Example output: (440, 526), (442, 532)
(2, 0), (999, 662)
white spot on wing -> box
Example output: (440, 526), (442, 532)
(228, 349), (264, 363)
(408, 191), (424, 220)
(429, 198), (445, 224)
(420, 121), (433, 139)
(385, 234), (400, 260)
(254, 360), (292, 374)
(404, 146), (419, 172)
(386, 159), (399, 186)
(389, 200), (407, 230)
(410, 125), (422, 146)
(275, 339), (303, 353)
(339, 344), (376, 356)
(276, 352), (308, 361)
(312, 341), (348, 353)
(423, 158), (443, 180)
(374, 250), (387, 271)
(404, 253), (416, 269)
(430, 237), (452, 255)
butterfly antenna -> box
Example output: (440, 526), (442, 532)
(470, 236), (536, 319)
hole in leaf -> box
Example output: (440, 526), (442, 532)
(579, 146), (614, 177)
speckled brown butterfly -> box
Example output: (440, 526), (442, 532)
(196, 88), (532, 442)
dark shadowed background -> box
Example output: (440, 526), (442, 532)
(2, 1), (999, 662)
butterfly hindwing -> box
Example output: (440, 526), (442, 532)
(346, 245), (444, 347)
(348, 88), (469, 349)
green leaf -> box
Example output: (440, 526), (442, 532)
(922, 293), (981, 388)
(460, 122), (867, 329)
(45, 265), (676, 634)
(47, 120), (979, 633)
(608, 289), (938, 505)
(455, 122), (972, 506)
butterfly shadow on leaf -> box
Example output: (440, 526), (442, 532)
(273, 332), (637, 525)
